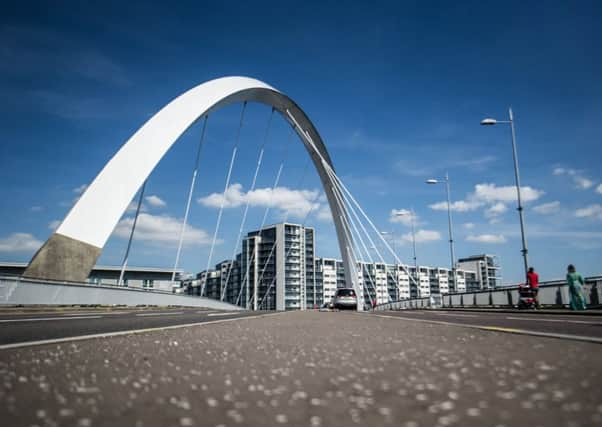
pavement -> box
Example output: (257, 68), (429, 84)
(374, 309), (602, 342)
(433, 307), (602, 316)
(1, 308), (601, 427)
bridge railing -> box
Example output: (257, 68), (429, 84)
(375, 276), (602, 311)
(0, 276), (243, 310)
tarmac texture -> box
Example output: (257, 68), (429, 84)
(1, 310), (601, 427)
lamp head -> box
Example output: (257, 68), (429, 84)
(426, 179), (439, 184)
(480, 118), (497, 126)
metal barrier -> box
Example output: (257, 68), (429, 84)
(375, 276), (602, 311)
(0, 276), (243, 310)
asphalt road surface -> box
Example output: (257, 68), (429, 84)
(1, 309), (601, 427)
(0, 308), (263, 347)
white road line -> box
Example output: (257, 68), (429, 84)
(433, 313), (478, 318)
(197, 311), (218, 314)
(372, 314), (602, 344)
(61, 311), (132, 316)
(505, 316), (600, 325)
(0, 312), (284, 350)
(0, 316), (103, 323)
(207, 312), (236, 317)
(135, 311), (184, 317)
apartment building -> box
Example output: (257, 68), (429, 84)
(191, 223), (497, 310)
(316, 259), (475, 303)
(315, 258), (337, 307)
(238, 223), (316, 311)
(457, 254), (502, 290)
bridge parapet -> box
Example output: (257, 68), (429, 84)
(375, 276), (602, 310)
(0, 276), (243, 310)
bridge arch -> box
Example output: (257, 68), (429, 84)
(24, 76), (359, 300)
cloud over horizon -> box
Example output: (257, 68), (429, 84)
(466, 233), (507, 244)
(0, 232), (43, 253)
(198, 184), (323, 220)
(113, 213), (215, 246)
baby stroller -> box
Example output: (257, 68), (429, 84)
(517, 284), (536, 309)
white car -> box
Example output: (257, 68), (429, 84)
(332, 288), (357, 310)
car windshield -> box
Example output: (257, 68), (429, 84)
(336, 289), (355, 297)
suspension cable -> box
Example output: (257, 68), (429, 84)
(325, 166), (398, 300)
(222, 108), (275, 300)
(288, 115), (417, 298)
(118, 180), (147, 286)
(333, 200), (370, 306)
(171, 115), (209, 282)
(325, 164), (417, 289)
(328, 178), (382, 303)
(284, 112), (417, 290)
(201, 102), (247, 296)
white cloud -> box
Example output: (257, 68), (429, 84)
(429, 183), (543, 223)
(597, 184), (602, 194)
(553, 167), (596, 190)
(145, 195), (166, 208)
(484, 202), (508, 224)
(48, 220), (61, 231)
(485, 202), (508, 218)
(575, 177), (594, 190)
(113, 213), (215, 246)
(198, 183), (320, 219)
(126, 200), (149, 213)
(575, 204), (602, 220)
(30, 206), (43, 212)
(401, 229), (441, 243)
(73, 184), (88, 194)
(466, 234), (507, 244)
(429, 200), (483, 212)
(0, 232), (43, 253)
(472, 183), (543, 204)
(389, 209), (418, 225)
(533, 201), (561, 215)
(315, 205), (333, 222)
(463, 222), (475, 230)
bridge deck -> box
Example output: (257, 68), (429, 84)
(1, 310), (601, 426)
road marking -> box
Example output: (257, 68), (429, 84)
(0, 316), (103, 323)
(62, 311), (133, 316)
(372, 313), (602, 344)
(135, 311), (184, 317)
(198, 311), (218, 314)
(433, 313), (478, 318)
(505, 316), (600, 325)
(207, 312), (236, 317)
(0, 312), (282, 350)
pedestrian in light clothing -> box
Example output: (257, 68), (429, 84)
(527, 267), (539, 308)
(566, 264), (587, 310)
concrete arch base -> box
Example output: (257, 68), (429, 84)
(24, 234), (101, 283)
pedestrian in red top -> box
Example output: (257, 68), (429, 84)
(527, 267), (539, 308)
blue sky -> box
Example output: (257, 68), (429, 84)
(1, 0), (601, 283)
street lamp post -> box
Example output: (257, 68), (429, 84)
(380, 231), (399, 301)
(395, 210), (418, 296)
(426, 173), (456, 293)
(481, 108), (529, 282)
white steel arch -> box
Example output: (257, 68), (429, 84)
(24, 76), (360, 304)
